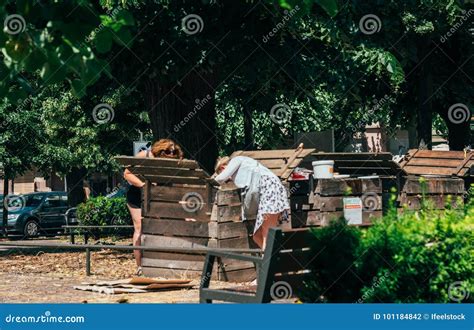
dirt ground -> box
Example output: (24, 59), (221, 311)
(0, 238), (250, 303)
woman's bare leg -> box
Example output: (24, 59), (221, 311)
(253, 213), (280, 250)
(128, 205), (142, 267)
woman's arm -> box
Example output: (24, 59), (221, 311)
(123, 150), (147, 188)
(214, 157), (242, 184)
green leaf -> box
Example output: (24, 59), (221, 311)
(71, 79), (86, 98)
(94, 28), (113, 53)
(115, 10), (135, 26)
(23, 48), (47, 71)
(113, 27), (133, 47)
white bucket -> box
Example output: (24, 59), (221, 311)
(312, 160), (334, 179)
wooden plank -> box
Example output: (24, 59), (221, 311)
(399, 194), (464, 209)
(141, 234), (209, 249)
(142, 266), (204, 279)
(402, 177), (465, 194)
(403, 166), (455, 176)
(147, 201), (210, 221)
(115, 156), (200, 169)
(142, 257), (205, 271)
(144, 175), (207, 185)
(231, 148), (314, 159)
(304, 211), (382, 226)
(217, 205), (242, 222)
(278, 143), (305, 178)
(218, 267), (256, 282)
(142, 251), (205, 262)
(129, 166), (206, 178)
(208, 221), (253, 240)
(142, 218), (210, 238)
(149, 185), (209, 203)
(314, 178), (363, 195)
(406, 150), (466, 159)
(216, 189), (241, 206)
(406, 158), (463, 167)
(208, 236), (257, 249)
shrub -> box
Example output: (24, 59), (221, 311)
(76, 196), (132, 238)
(301, 197), (473, 303)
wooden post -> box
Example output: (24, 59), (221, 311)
(85, 248), (91, 276)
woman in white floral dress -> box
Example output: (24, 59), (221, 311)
(214, 156), (290, 249)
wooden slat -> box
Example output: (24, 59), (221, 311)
(403, 166), (456, 176)
(149, 185), (209, 203)
(231, 149), (314, 159)
(142, 257), (205, 271)
(399, 194), (464, 210)
(146, 201), (210, 221)
(402, 177), (465, 194)
(129, 167), (206, 178)
(406, 158), (462, 167)
(142, 251), (205, 262)
(291, 210), (381, 227)
(145, 175), (207, 185)
(141, 234), (209, 249)
(216, 205), (242, 222)
(115, 156), (200, 169)
(216, 189), (241, 206)
(306, 195), (382, 212)
(143, 218), (210, 237)
(208, 221), (253, 240)
(407, 150), (466, 159)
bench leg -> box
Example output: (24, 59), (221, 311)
(70, 233), (75, 244)
(199, 254), (215, 304)
(86, 248), (91, 276)
(84, 232), (89, 245)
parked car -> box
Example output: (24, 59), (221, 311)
(0, 191), (69, 238)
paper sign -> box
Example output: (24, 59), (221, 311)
(343, 197), (363, 225)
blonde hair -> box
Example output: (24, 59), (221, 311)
(214, 156), (230, 174)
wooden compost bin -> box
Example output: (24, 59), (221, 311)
(116, 156), (257, 282)
(290, 177), (383, 227)
(398, 149), (473, 209)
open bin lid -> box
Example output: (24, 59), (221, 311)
(115, 156), (211, 185)
(399, 149), (473, 177)
(230, 147), (315, 180)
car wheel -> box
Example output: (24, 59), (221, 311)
(23, 219), (40, 238)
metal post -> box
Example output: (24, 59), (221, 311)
(85, 248), (91, 276)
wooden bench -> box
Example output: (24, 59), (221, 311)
(199, 227), (315, 303)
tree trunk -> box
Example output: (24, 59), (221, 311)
(243, 107), (254, 149)
(416, 38), (433, 149)
(439, 111), (471, 150)
(2, 176), (8, 237)
(144, 71), (218, 173)
(66, 167), (86, 207)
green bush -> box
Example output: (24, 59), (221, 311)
(76, 196), (132, 238)
(301, 197), (473, 303)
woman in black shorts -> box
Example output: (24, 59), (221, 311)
(124, 139), (183, 275)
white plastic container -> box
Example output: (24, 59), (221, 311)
(312, 160), (334, 179)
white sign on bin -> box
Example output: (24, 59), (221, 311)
(343, 197), (363, 225)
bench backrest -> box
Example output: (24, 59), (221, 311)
(256, 227), (316, 302)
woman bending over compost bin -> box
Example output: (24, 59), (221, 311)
(123, 139), (183, 275)
(213, 156), (290, 250)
